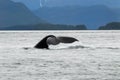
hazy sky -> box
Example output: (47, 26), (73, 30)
(12, 0), (120, 10)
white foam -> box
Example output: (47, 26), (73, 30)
(49, 41), (120, 50)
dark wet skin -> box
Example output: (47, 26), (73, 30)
(34, 35), (78, 49)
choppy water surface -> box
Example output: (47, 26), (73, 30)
(0, 30), (120, 80)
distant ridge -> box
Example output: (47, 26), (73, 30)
(1, 23), (87, 30)
(34, 5), (120, 29)
(0, 0), (45, 28)
(12, 0), (120, 10)
(98, 22), (120, 30)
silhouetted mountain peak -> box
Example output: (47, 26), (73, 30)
(0, 0), (45, 27)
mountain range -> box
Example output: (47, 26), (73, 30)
(12, 0), (120, 10)
(0, 0), (120, 30)
(0, 0), (45, 28)
(34, 5), (120, 29)
(42, 0), (120, 8)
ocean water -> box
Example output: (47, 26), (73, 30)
(0, 30), (120, 80)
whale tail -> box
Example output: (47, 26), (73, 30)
(34, 35), (78, 49)
(57, 36), (78, 43)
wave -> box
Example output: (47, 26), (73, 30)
(22, 42), (120, 50)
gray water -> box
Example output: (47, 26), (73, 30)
(0, 30), (120, 80)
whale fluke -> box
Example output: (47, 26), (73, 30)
(34, 35), (78, 49)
